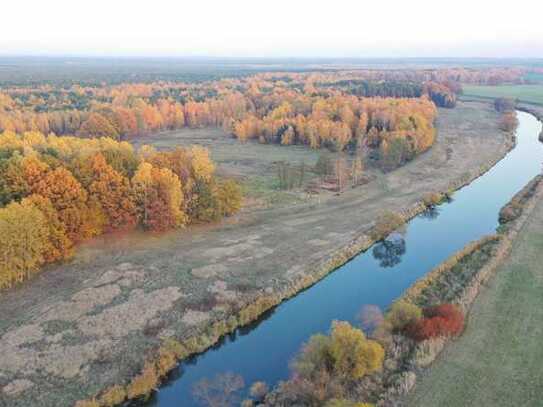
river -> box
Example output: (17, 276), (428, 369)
(144, 110), (542, 406)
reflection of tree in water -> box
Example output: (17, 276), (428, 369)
(420, 206), (440, 220)
(372, 232), (406, 268)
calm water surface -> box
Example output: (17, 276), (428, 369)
(146, 111), (542, 406)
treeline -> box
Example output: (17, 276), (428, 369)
(320, 80), (424, 98)
(231, 94), (437, 171)
(320, 80), (457, 108)
(0, 132), (241, 289)
(0, 67), (483, 143)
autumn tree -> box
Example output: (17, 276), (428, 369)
(21, 194), (73, 263)
(294, 320), (384, 382)
(0, 201), (49, 288)
(77, 112), (120, 139)
(132, 162), (186, 231)
(87, 153), (136, 230)
(32, 167), (90, 241)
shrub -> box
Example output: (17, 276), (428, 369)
(155, 348), (177, 377)
(99, 385), (126, 407)
(127, 362), (159, 399)
(250, 381), (268, 401)
(422, 192), (444, 207)
(499, 111), (518, 132)
(405, 303), (464, 342)
(385, 300), (422, 332)
(370, 210), (404, 240)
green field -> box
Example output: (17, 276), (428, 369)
(407, 191), (543, 407)
(523, 71), (543, 84)
(462, 84), (543, 106)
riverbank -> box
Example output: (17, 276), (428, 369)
(263, 108), (543, 407)
(0, 102), (513, 407)
(406, 174), (543, 406)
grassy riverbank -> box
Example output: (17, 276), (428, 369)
(407, 183), (543, 407)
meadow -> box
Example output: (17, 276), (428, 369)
(408, 170), (543, 407)
(463, 84), (543, 105)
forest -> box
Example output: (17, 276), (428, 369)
(0, 133), (241, 288)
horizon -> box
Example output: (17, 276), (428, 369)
(2, 0), (542, 59)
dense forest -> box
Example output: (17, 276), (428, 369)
(0, 133), (241, 288)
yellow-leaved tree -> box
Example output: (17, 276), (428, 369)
(0, 201), (49, 288)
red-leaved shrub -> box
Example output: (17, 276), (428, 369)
(405, 303), (464, 342)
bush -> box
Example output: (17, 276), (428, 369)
(99, 385), (126, 407)
(405, 304), (464, 342)
(385, 300), (422, 332)
(155, 348), (177, 377)
(499, 111), (519, 132)
(422, 192), (444, 207)
(370, 210), (404, 240)
(250, 381), (268, 401)
(127, 362), (159, 399)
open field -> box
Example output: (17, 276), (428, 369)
(463, 84), (543, 106)
(133, 128), (332, 209)
(407, 175), (543, 407)
(0, 101), (511, 406)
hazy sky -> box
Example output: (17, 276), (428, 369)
(2, 0), (542, 58)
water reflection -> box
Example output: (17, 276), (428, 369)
(372, 232), (406, 268)
(419, 206), (441, 220)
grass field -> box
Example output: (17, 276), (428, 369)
(407, 189), (543, 407)
(462, 84), (543, 106)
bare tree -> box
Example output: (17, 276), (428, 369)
(192, 372), (245, 407)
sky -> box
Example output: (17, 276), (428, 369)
(1, 0), (542, 58)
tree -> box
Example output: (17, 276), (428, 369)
(328, 321), (384, 380)
(217, 179), (242, 216)
(87, 154), (136, 230)
(21, 194), (73, 263)
(334, 157), (349, 192)
(192, 372), (245, 407)
(77, 112), (120, 139)
(351, 156), (364, 187)
(132, 162), (186, 231)
(32, 167), (90, 241)
(191, 145), (215, 182)
(294, 321), (384, 382)
(385, 300), (422, 332)
(0, 152), (29, 205)
(0, 201), (49, 288)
